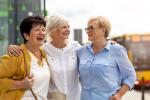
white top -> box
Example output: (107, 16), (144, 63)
(22, 51), (50, 100)
(43, 40), (81, 100)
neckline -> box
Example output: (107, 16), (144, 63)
(49, 41), (69, 50)
(28, 50), (44, 66)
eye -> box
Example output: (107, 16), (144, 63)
(88, 26), (94, 30)
(85, 25), (96, 32)
(42, 28), (46, 31)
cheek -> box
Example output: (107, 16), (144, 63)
(87, 32), (92, 36)
(42, 31), (46, 35)
(95, 32), (102, 37)
(29, 33), (36, 40)
(58, 32), (64, 37)
(54, 30), (61, 35)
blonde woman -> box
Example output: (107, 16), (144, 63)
(77, 16), (136, 100)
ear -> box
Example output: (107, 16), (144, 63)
(23, 33), (29, 40)
(51, 28), (57, 36)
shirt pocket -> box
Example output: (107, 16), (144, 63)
(91, 64), (116, 90)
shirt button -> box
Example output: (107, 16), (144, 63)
(51, 58), (54, 61)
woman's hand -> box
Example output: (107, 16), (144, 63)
(12, 76), (34, 90)
(21, 77), (34, 89)
(109, 93), (121, 100)
(110, 84), (129, 100)
(7, 45), (22, 56)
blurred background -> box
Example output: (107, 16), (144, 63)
(0, 0), (150, 100)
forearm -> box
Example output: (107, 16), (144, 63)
(0, 78), (19, 91)
(12, 77), (33, 90)
(11, 80), (23, 90)
(116, 84), (129, 97)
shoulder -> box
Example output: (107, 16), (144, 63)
(110, 43), (127, 56)
(42, 42), (53, 53)
(1, 44), (25, 60)
(0, 53), (22, 66)
(67, 39), (82, 49)
(68, 39), (81, 46)
(0, 54), (14, 61)
(111, 43), (126, 51)
(42, 42), (49, 49)
(77, 43), (89, 54)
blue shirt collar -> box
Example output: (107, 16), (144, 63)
(105, 39), (111, 50)
(87, 40), (111, 53)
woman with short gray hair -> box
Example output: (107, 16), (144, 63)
(43, 15), (81, 100)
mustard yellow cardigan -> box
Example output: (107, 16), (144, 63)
(0, 44), (47, 100)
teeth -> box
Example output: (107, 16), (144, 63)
(37, 38), (42, 39)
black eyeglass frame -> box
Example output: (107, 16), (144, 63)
(84, 25), (97, 33)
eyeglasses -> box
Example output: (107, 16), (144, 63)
(85, 25), (97, 33)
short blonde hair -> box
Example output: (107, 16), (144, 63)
(88, 16), (111, 38)
(45, 15), (69, 36)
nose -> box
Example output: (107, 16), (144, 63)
(86, 30), (92, 35)
(67, 26), (70, 30)
(40, 29), (46, 35)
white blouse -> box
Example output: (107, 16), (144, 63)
(22, 51), (50, 100)
(43, 40), (81, 100)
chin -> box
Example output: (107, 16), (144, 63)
(64, 36), (69, 39)
(38, 42), (44, 46)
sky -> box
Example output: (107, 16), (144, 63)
(46, 0), (150, 42)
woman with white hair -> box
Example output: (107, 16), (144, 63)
(43, 15), (81, 100)
(7, 15), (81, 100)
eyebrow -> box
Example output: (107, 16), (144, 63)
(88, 25), (96, 27)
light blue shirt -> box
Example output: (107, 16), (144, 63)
(77, 40), (136, 100)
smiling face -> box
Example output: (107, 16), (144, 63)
(86, 19), (105, 42)
(51, 23), (70, 41)
(20, 16), (46, 45)
(24, 24), (46, 47)
(85, 16), (111, 43)
(46, 15), (70, 42)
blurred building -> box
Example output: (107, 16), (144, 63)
(0, 0), (45, 56)
(74, 29), (83, 45)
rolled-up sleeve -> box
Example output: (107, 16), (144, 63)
(115, 46), (136, 89)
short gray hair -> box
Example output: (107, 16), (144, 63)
(45, 15), (69, 36)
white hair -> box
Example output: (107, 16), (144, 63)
(45, 15), (69, 36)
